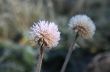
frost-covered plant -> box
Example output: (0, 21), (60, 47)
(60, 15), (96, 72)
(69, 15), (96, 39)
(29, 20), (60, 72)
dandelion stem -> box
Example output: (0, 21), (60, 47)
(36, 44), (45, 72)
(60, 33), (79, 72)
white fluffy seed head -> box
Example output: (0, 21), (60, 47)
(29, 20), (60, 48)
(69, 15), (96, 39)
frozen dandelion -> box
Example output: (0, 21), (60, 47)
(30, 20), (60, 48)
(69, 15), (96, 39)
(60, 15), (96, 72)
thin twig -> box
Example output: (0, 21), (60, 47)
(60, 33), (79, 72)
(36, 44), (45, 72)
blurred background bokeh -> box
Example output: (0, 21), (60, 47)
(0, 0), (110, 72)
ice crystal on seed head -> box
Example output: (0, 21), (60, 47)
(69, 15), (96, 39)
(29, 20), (60, 48)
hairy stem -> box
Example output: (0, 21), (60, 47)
(36, 44), (44, 72)
(60, 33), (78, 72)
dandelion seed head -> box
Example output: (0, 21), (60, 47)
(29, 20), (60, 48)
(69, 15), (96, 39)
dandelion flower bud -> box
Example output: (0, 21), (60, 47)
(30, 20), (60, 48)
(69, 15), (96, 39)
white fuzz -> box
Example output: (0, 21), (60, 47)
(69, 15), (96, 39)
(30, 20), (60, 48)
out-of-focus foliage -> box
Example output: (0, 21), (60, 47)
(0, 41), (36, 72)
(0, 0), (110, 72)
(85, 52), (110, 72)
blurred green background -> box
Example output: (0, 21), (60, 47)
(0, 0), (110, 72)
